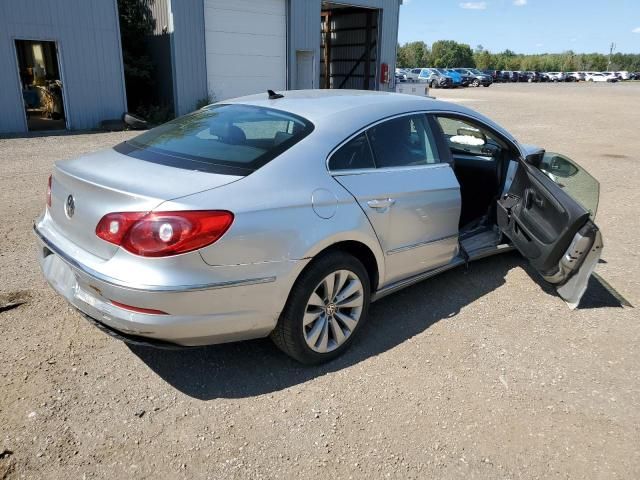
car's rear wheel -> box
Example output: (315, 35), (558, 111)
(271, 252), (370, 364)
(430, 80), (438, 89)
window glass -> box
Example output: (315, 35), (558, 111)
(367, 115), (440, 168)
(435, 116), (503, 159)
(329, 133), (375, 170)
(539, 153), (599, 218)
(125, 104), (313, 174)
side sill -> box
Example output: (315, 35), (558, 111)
(372, 257), (465, 302)
(372, 243), (515, 302)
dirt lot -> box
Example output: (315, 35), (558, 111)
(1, 83), (639, 479)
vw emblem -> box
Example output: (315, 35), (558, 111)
(65, 194), (75, 218)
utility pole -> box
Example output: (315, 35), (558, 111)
(607, 42), (616, 70)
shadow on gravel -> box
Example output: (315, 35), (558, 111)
(129, 252), (624, 400)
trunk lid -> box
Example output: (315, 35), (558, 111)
(48, 148), (241, 260)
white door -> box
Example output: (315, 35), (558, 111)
(296, 50), (314, 89)
(204, 0), (287, 101)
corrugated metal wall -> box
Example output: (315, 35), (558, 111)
(169, 0), (208, 115)
(145, 0), (400, 116)
(320, 8), (379, 90)
(0, 0), (127, 134)
(289, 0), (400, 92)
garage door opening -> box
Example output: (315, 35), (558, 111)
(321, 3), (380, 90)
(15, 39), (66, 132)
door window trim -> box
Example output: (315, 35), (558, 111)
(326, 111), (449, 175)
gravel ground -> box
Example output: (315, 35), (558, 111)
(0, 83), (638, 479)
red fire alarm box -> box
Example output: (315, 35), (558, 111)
(380, 63), (389, 84)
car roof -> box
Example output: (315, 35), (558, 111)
(220, 89), (515, 143)
(223, 89), (447, 122)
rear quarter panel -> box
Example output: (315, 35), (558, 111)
(156, 131), (386, 281)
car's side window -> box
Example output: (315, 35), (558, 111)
(367, 114), (440, 168)
(329, 133), (376, 171)
(434, 116), (503, 159)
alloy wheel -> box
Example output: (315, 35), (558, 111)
(303, 270), (364, 353)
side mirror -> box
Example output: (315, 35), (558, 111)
(524, 148), (546, 167)
(540, 153), (579, 178)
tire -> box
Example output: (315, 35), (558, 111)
(430, 80), (438, 89)
(483, 84), (490, 87)
(271, 251), (371, 364)
(472, 79), (480, 87)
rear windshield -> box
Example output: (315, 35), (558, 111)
(117, 104), (314, 176)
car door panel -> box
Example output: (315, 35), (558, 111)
(498, 156), (602, 306)
(335, 165), (461, 285)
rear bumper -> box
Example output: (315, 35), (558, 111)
(35, 224), (308, 346)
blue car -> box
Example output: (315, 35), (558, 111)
(436, 68), (462, 87)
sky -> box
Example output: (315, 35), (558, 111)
(398, 0), (640, 54)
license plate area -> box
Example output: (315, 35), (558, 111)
(41, 252), (78, 300)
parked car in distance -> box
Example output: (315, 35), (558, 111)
(585, 72), (615, 82)
(602, 72), (620, 81)
(482, 70), (502, 82)
(615, 71), (631, 80)
(567, 72), (586, 82)
(417, 68), (453, 88)
(524, 71), (542, 83)
(406, 68), (422, 82)
(35, 89), (604, 364)
(546, 72), (567, 82)
(395, 68), (407, 83)
(501, 71), (520, 82)
(447, 69), (472, 87)
(453, 68), (493, 87)
(435, 68), (462, 87)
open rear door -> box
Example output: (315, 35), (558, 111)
(497, 151), (603, 308)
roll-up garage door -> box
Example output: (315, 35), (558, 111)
(204, 0), (287, 100)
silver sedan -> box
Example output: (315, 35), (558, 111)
(35, 90), (603, 364)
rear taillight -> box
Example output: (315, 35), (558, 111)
(96, 210), (234, 257)
(46, 175), (52, 208)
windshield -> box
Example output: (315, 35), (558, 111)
(436, 69), (449, 75)
(120, 104), (314, 176)
(470, 69), (483, 75)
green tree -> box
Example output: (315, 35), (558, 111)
(474, 50), (493, 70)
(397, 41), (430, 68)
(397, 41), (640, 73)
(430, 40), (475, 68)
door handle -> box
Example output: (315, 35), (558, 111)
(525, 190), (544, 209)
(367, 198), (396, 210)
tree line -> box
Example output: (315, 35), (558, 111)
(397, 40), (640, 72)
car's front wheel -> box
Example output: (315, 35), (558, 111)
(271, 252), (371, 364)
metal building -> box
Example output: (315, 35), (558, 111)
(0, 0), (401, 134)
(0, 0), (127, 134)
(158, 0), (402, 115)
